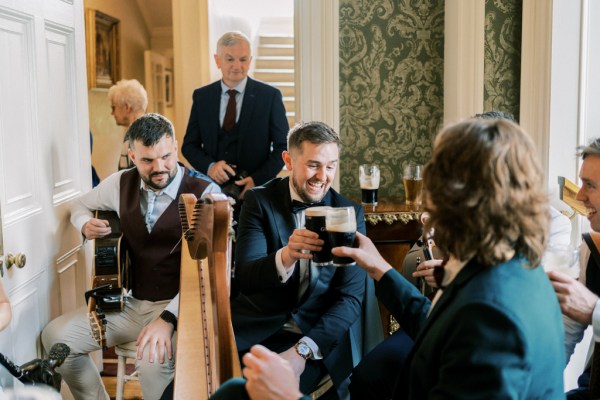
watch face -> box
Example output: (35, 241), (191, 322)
(296, 342), (311, 359)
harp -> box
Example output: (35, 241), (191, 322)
(173, 193), (241, 399)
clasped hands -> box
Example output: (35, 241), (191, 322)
(207, 160), (254, 199)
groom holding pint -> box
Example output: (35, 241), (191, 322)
(230, 121), (379, 397)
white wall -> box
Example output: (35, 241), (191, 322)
(207, 0), (293, 81)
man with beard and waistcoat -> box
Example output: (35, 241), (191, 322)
(42, 113), (220, 400)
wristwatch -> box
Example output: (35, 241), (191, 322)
(159, 310), (178, 331)
(294, 340), (313, 360)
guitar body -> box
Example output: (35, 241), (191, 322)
(86, 210), (128, 349)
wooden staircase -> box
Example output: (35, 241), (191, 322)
(254, 35), (296, 127)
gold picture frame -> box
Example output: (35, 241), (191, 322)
(85, 9), (120, 89)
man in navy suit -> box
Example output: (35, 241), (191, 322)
(181, 31), (288, 200)
(231, 121), (378, 396)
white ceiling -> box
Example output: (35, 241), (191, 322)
(135, 0), (172, 30)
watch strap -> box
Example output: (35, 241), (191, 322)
(159, 310), (178, 331)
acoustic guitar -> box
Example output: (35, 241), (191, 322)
(85, 210), (128, 349)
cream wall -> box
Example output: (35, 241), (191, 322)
(85, 0), (151, 180)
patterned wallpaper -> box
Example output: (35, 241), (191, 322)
(483, 0), (522, 121)
(339, 0), (445, 199)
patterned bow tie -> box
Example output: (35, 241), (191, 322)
(291, 200), (326, 214)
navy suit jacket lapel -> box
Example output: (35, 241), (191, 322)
(394, 260), (481, 398)
(271, 177), (295, 247)
(409, 260), (480, 351)
(422, 261), (478, 331)
(236, 77), (256, 162)
(206, 81), (222, 156)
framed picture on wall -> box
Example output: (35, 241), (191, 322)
(164, 69), (173, 106)
(85, 9), (121, 89)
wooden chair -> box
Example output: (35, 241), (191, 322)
(173, 193), (241, 399)
(114, 341), (139, 400)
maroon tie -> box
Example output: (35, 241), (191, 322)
(222, 89), (238, 133)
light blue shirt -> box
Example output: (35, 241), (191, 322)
(140, 164), (185, 232)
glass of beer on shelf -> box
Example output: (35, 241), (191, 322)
(359, 164), (380, 206)
(403, 163), (423, 206)
(326, 207), (357, 267)
(305, 206), (333, 266)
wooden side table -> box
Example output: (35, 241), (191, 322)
(361, 198), (423, 337)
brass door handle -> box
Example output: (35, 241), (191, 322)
(7, 253), (26, 269)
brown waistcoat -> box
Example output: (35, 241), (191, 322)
(119, 167), (211, 301)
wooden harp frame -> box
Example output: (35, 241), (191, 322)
(174, 193), (241, 399)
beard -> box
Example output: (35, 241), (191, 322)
(142, 169), (176, 191)
(291, 175), (329, 204)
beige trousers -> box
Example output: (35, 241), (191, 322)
(42, 297), (176, 400)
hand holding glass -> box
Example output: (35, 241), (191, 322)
(542, 244), (580, 278)
(403, 163), (423, 206)
(305, 206), (333, 266)
(359, 164), (380, 206)
(326, 207), (357, 267)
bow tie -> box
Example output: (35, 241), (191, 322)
(291, 200), (326, 214)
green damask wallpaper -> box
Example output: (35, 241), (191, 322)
(339, 0), (445, 199)
(483, 0), (522, 121)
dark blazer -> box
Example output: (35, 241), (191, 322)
(375, 257), (565, 399)
(231, 177), (378, 390)
(181, 77), (288, 186)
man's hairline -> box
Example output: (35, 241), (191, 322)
(129, 132), (175, 150)
(288, 140), (340, 155)
(216, 42), (252, 57)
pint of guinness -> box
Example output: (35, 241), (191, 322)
(361, 188), (378, 205)
(305, 206), (332, 266)
(326, 207), (357, 267)
(359, 164), (380, 206)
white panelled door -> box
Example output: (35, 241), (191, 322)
(144, 50), (168, 115)
(0, 0), (90, 390)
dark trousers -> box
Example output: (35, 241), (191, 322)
(567, 371), (595, 400)
(349, 329), (413, 400)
